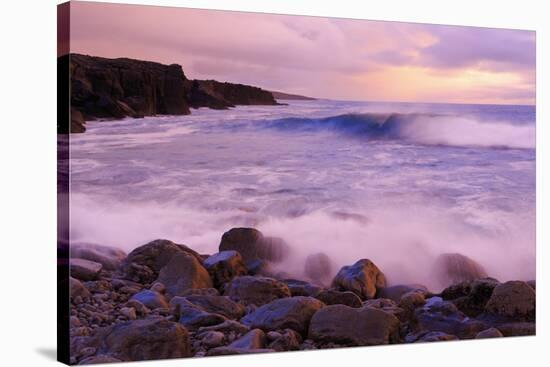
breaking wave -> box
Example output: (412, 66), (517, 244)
(262, 113), (535, 149)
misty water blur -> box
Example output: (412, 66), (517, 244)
(69, 99), (535, 291)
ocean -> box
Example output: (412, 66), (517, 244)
(69, 99), (536, 290)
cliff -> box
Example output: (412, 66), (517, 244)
(65, 54), (280, 133)
(270, 90), (316, 100)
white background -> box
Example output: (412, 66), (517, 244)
(0, 0), (547, 365)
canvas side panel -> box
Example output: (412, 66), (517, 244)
(57, 2), (70, 365)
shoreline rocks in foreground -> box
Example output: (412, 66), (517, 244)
(67, 227), (536, 364)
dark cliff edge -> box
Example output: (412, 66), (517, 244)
(270, 90), (316, 100)
(64, 54), (281, 133)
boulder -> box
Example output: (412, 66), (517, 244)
(95, 318), (191, 361)
(130, 290), (168, 310)
(304, 252), (333, 284)
(171, 295), (245, 320)
(70, 258), (103, 281)
(308, 305), (400, 346)
(485, 281), (535, 320)
(284, 279), (323, 297)
(228, 329), (266, 349)
(71, 243), (127, 271)
(433, 253), (488, 288)
(70, 277), (91, 300)
(224, 276), (291, 306)
(170, 298), (227, 330)
(219, 228), (289, 263)
(377, 284), (428, 303)
(203, 250), (247, 288)
(475, 327), (504, 338)
(442, 278), (499, 317)
(241, 296), (325, 336)
(416, 331), (459, 342)
(316, 289), (362, 308)
(495, 322), (535, 337)
(412, 298), (487, 339)
(122, 239), (202, 283)
(268, 329), (302, 351)
(157, 252), (212, 298)
(331, 259), (386, 299)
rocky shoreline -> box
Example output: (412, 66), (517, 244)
(65, 54), (282, 133)
(67, 227), (536, 364)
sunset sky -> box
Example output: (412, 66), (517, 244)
(70, 1), (535, 105)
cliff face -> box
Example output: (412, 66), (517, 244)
(66, 54), (279, 133)
(187, 80), (278, 109)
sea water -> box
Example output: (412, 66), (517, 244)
(69, 99), (535, 289)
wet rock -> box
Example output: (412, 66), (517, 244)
(316, 290), (363, 308)
(412, 297), (486, 339)
(201, 331), (225, 348)
(416, 331), (458, 342)
(377, 284), (428, 303)
(228, 329), (266, 349)
(157, 252), (212, 298)
(70, 258), (103, 281)
(304, 252), (333, 284)
(95, 318), (191, 361)
(169, 297), (227, 330)
(204, 250), (247, 288)
(122, 239), (203, 283)
(309, 305), (400, 346)
(284, 279), (323, 297)
(71, 243), (127, 271)
(206, 347), (275, 356)
(495, 322), (535, 337)
(219, 228), (289, 263)
(433, 253), (488, 288)
(172, 295), (245, 320)
(241, 296), (325, 336)
(224, 276), (291, 306)
(485, 281), (535, 320)
(79, 355), (121, 364)
(331, 259), (386, 299)
(268, 329), (302, 351)
(70, 277), (91, 300)
(443, 278), (499, 317)
(130, 290), (168, 310)
(197, 320), (250, 335)
(475, 327), (504, 338)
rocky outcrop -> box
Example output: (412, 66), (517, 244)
(331, 259), (386, 299)
(66, 54), (280, 132)
(188, 80), (279, 109)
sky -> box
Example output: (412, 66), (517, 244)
(69, 1), (536, 105)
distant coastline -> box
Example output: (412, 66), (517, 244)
(62, 54), (307, 133)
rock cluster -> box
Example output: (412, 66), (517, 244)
(68, 228), (536, 364)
